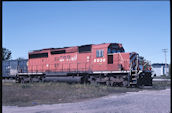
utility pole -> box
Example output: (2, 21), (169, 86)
(162, 49), (168, 76)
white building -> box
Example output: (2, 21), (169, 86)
(151, 63), (169, 77)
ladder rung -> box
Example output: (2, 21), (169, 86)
(130, 82), (137, 84)
(132, 78), (137, 80)
(131, 74), (137, 76)
(131, 70), (137, 72)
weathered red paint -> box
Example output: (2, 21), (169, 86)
(28, 43), (136, 73)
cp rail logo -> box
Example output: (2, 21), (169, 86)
(55, 55), (77, 62)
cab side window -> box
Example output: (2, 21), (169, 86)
(96, 49), (104, 57)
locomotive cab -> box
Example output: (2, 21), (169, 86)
(107, 43), (125, 54)
(107, 43), (125, 69)
(106, 43), (129, 71)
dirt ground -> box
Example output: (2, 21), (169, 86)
(3, 88), (170, 113)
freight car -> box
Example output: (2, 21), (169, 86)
(2, 59), (28, 79)
(16, 43), (153, 87)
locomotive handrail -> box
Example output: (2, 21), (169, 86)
(28, 62), (91, 73)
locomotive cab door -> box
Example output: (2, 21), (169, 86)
(108, 55), (113, 64)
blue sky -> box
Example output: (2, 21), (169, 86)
(3, 1), (170, 64)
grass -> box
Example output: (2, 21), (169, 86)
(2, 80), (170, 107)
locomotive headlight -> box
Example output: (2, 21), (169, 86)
(46, 64), (49, 67)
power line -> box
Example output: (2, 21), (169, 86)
(162, 49), (168, 76)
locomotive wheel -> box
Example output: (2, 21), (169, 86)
(21, 78), (25, 84)
(90, 80), (97, 85)
(119, 82), (123, 86)
(110, 81), (114, 86)
(80, 76), (88, 84)
(29, 77), (33, 83)
(91, 79), (97, 85)
(88, 76), (97, 85)
(39, 77), (43, 82)
(122, 81), (128, 87)
(15, 77), (21, 83)
(106, 81), (111, 86)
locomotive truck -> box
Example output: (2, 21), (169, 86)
(16, 43), (153, 87)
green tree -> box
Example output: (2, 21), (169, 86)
(2, 48), (12, 60)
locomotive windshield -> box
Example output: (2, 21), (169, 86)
(108, 43), (125, 54)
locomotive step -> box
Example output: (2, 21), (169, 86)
(130, 82), (137, 84)
(131, 78), (137, 80)
(131, 70), (138, 73)
(131, 74), (138, 76)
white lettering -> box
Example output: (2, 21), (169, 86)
(87, 56), (89, 59)
(94, 59), (96, 62)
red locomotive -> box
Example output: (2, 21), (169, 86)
(17, 43), (152, 87)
